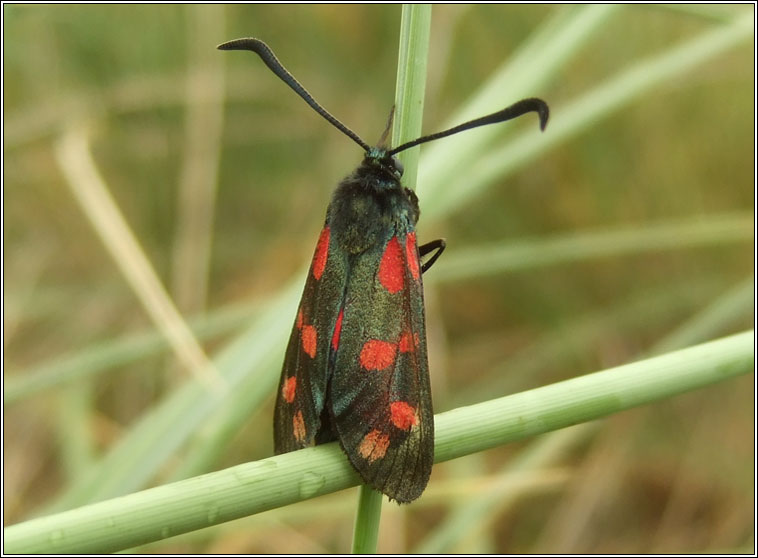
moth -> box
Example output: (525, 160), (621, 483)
(219, 38), (548, 503)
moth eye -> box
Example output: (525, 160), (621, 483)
(392, 156), (404, 177)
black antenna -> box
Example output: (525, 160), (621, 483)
(219, 38), (549, 157)
(218, 38), (372, 152)
(388, 98), (549, 156)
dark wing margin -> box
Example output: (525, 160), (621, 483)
(274, 226), (348, 453)
(329, 230), (434, 503)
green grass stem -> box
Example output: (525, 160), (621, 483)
(5, 330), (752, 554)
(352, 4), (432, 553)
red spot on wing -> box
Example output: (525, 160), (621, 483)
(359, 339), (397, 370)
(398, 331), (418, 353)
(378, 236), (404, 293)
(358, 429), (390, 463)
(301, 325), (317, 358)
(282, 376), (297, 403)
(293, 410), (306, 443)
(390, 401), (418, 430)
(312, 227), (330, 280)
(405, 232), (420, 280)
(331, 309), (344, 351)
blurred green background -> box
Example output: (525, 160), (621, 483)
(3, 4), (754, 554)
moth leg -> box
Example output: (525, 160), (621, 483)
(419, 239), (446, 273)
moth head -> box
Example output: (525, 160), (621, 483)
(365, 147), (403, 181)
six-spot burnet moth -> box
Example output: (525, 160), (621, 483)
(218, 38), (548, 503)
